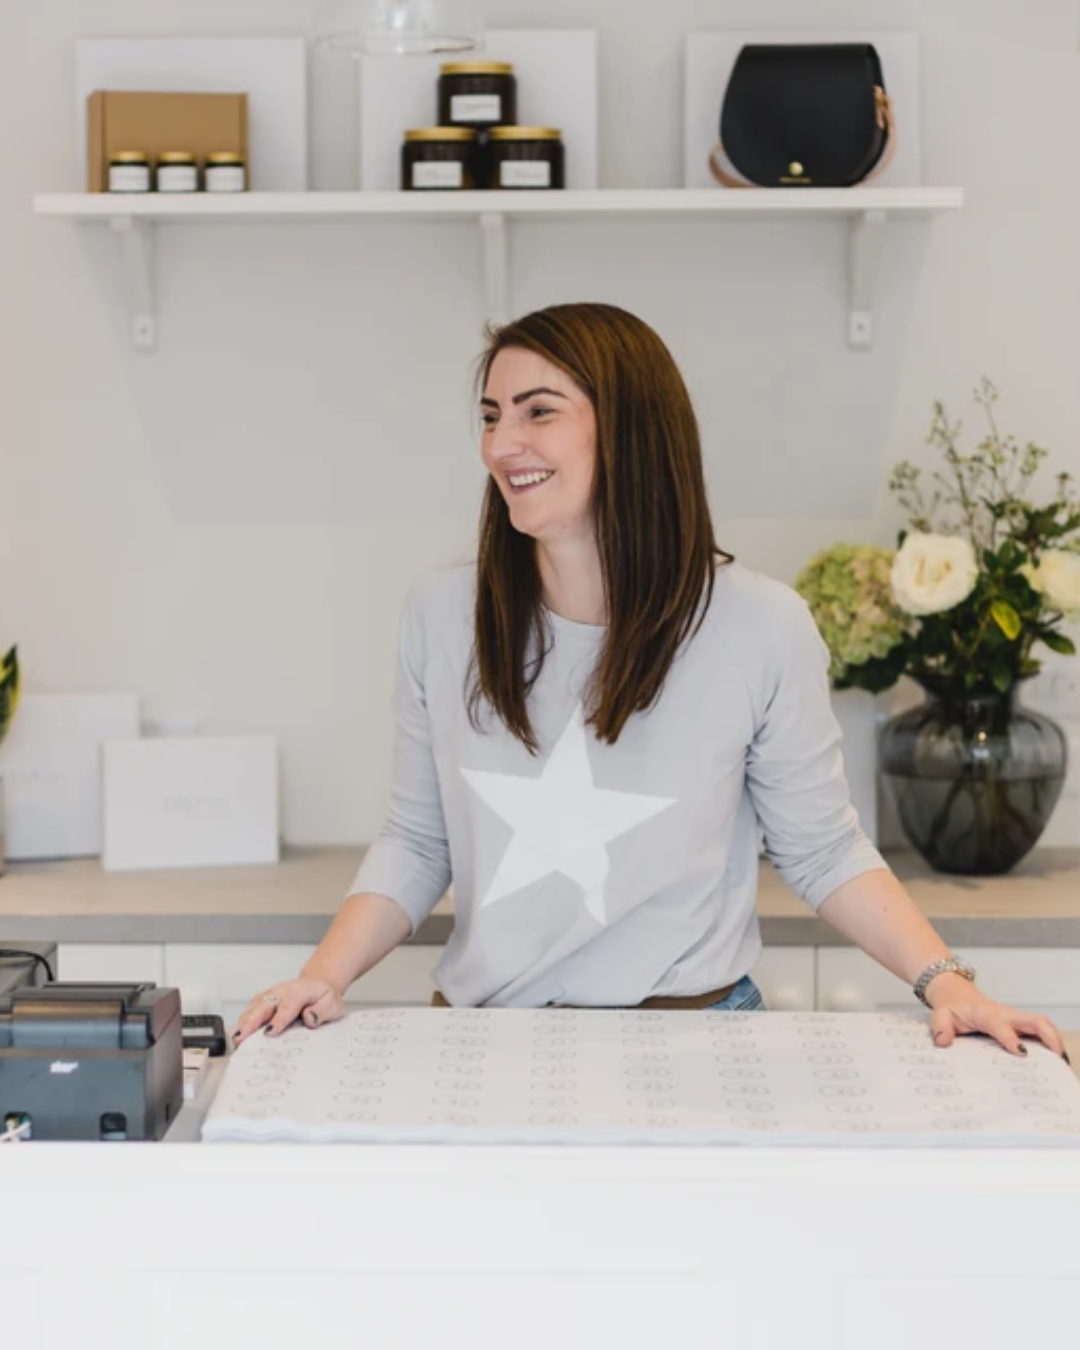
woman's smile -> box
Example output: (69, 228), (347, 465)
(507, 469), (556, 494)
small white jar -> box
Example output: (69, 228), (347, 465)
(156, 151), (199, 193)
(204, 151), (247, 193)
(108, 151), (151, 193)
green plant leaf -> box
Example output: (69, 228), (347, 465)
(990, 600), (1022, 641)
(0, 643), (19, 749)
(1040, 631), (1077, 656)
(833, 650), (906, 696)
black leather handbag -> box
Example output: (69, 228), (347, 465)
(709, 43), (895, 188)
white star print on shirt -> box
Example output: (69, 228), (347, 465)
(460, 703), (677, 926)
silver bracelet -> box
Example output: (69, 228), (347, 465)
(913, 956), (976, 1008)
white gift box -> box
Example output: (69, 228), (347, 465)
(0, 693), (140, 860)
(102, 735), (279, 872)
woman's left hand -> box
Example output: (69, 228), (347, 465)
(929, 979), (1067, 1060)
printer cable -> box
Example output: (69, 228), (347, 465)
(0, 948), (55, 984)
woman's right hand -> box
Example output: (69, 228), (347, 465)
(232, 977), (346, 1048)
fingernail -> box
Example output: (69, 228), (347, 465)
(263, 1025), (273, 1036)
(1017, 1043), (1028, 1056)
(309, 1013), (320, 1026)
(1063, 1050), (1072, 1066)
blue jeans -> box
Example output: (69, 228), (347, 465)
(708, 975), (766, 1011)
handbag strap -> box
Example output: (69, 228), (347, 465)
(707, 86), (897, 189)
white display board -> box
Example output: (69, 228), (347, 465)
(0, 692), (139, 860)
(832, 688), (878, 844)
(360, 30), (599, 189)
(204, 1009), (1080, 1146)
(684, 31), (921, 189)
(74, 37), (309, 190)
(102, 734), (279, 871)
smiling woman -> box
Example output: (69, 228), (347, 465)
(232, 302), (1064, 1061)
(469, 304), (728, 752)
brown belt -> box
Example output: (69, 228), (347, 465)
(430, 980), (738, 1011)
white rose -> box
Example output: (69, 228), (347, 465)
(1020, 549), (1080, 614)
(890, 532), (979, 616)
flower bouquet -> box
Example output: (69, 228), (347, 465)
(796, 381), (1080, 873)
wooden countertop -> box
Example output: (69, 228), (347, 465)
(1, 845), (1079, 946)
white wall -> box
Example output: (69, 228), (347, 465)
(1, 0), (1079, 849)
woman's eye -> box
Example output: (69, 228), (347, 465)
(527, 406), (553, 419)
(480, 413), (498, 427)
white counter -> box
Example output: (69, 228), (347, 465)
(2, 1139), (1078, 1349)
(5, 1020), (1080, 1349)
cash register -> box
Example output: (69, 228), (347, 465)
(0, 980), (183, 1140)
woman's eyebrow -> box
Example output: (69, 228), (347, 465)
(479, 386), (569, 410)
(511, 386), (568, 405)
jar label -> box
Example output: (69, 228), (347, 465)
(412, 162), (464, 189)
(157, 166), (199, 192)
(108, 166), (150, 192)
(500, 161), (552, 188)
(206, 166), (246, 193)
(450, 94), (501, 123)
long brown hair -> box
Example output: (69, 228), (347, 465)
(467, 302), (733, 752)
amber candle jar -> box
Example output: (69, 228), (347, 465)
(205, 151), (247, 193)
(438, 61), (516, 132)
(155, 150), (199, 193)
(486, 127), (565, 189)
(401, 127), (480, 190)
(108, 150), (151, 193)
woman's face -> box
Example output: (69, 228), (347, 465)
(480, 347), (597, 543)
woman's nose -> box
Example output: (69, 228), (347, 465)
(488, 422), (525, 463)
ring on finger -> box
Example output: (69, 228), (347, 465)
(261, 993), (282, 1008)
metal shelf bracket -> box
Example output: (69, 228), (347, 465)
(479, 212), (509, 325)
(847, 209), (888, 350)
(110, 215), (156, 351)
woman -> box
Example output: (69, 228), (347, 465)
(234, 303), (1065, 1061)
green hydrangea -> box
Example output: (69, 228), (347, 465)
(794, 544), (909, 684)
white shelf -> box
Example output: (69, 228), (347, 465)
(33, 187), (963, 350)
(33, 187), (962, 221)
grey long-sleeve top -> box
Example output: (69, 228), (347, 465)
(349, 559), (887, 1007)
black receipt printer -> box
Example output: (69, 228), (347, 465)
(0, 982), (183, 1141)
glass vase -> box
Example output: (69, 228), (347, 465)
(878, 675), (1068, 875)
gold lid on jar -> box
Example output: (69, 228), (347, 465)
(488, 127), (562, 140)
(110, 150), (148, 162)
(158, 150), (196, 163)
(404, 127), (479, 142)
(207, 150), (245, 164)
(440, 61), (513, 75)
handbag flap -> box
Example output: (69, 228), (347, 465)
(720, 43), (888, 187)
